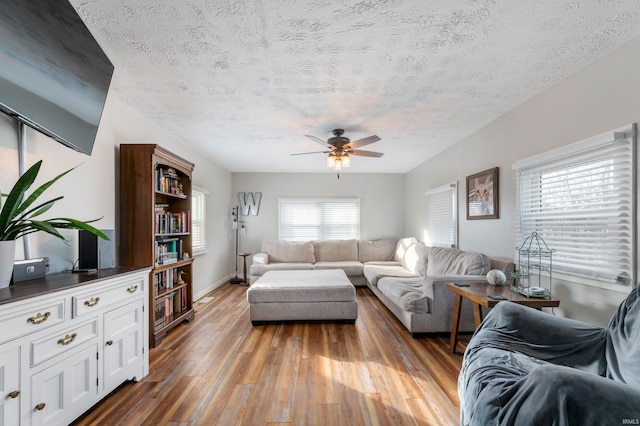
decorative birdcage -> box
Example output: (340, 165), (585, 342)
(511, 232), (555, 298)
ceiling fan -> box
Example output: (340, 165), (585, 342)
(292, 129), (383, 176)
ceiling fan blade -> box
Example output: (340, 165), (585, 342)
(305, 135), (330, 147)
(347, 135), (381, 149)
(350, 149), (384, 158)
(291, 151), (330, 156)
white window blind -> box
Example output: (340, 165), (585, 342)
(425, 182), (457, 248)
(278, 198), (360, 241)
(191, 187), (208, 255)
(514, 125), (636, 284)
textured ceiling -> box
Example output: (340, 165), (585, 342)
(71, 0), (640, 173)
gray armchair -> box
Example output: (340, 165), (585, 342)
(458, 285), (640, 425)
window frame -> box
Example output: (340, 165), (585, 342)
(278, 197), (361, 241)
(425, 182), (458, 248)
(191, 186), (208, 256)
(513, 124), (637, 287)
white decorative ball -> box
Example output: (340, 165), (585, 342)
(486, 269), (507, 286)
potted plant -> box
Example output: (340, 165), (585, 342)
(0, 160), (109, 288)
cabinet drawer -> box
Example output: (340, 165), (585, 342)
(0, 299), (65, 344)
(73, 277), (144, 317)
(30, 318), (98, 367)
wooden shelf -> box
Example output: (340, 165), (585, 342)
(119, 144), (195, 348)
(153, 308), (195, 339)
(155, 190), (188, 200)
(155, 282), (190, 299)
(154, 258), (193, 273)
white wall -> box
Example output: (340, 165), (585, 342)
(0, 91), (232, 300)
(230, 172), (405, 275)
(406, 34), (640, 327)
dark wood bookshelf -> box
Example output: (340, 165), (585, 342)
(119, 144), (195, 348)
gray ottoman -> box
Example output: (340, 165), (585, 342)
(247, 269), (357, 324)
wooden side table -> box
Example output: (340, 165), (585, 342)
(238, 253), (251, 284)
(446, 281), (560, 354)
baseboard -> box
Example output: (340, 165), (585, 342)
(193, 276), (229, 301)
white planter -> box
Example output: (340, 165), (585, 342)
(0, 240), (16, 289)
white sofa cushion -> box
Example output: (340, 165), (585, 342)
(400, 243), (428, 275)
(363, 263), (420, 287)
(313, 261), (363, 276)
(426, 246), (490, 276)
(262, 239), (315, 263)
(252, 252), (269, 264)
(358, 238), (398, 263)
(364, 260), (402, 266)
(377, 277), (430, 314)
(313, 239), (358, 262)
(395, 237), (418, 261)
(250, 262), (314, 277)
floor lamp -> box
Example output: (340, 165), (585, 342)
(230, 206), (245, 284)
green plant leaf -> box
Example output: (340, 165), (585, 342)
(0, 161), (107, 242)
(15, 198), (60, 221)
(46, 217), (110, 240)
(6, 220), (65, 241)
(13, 164), (76, 221)
(0, 160), (41, 238)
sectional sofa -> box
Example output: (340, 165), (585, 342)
(250, 238), (399, 286)
(249, 238), (513, 335)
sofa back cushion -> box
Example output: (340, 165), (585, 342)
(358, 238), (398, 263)
(261, 239), (315, 263)
(401, 243), (429, 275)
(313, 239), (358, 262)
(426, 246), (490, 276)
(394, 237), (418, 261)
(606, 285), (640, 386)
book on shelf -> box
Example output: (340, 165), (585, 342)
(156, 167), (185, 196)
(154, 237), (183, 266)
(154, 267), (181, 295)
(153, 287), (188, 331)
(154, 206), (189, 234)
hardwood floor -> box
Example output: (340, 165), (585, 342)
(73, 283), (464, 425)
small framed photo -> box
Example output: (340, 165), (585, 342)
(467, 167), (499, 220)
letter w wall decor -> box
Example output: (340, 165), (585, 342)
(239, 192), (262, 216)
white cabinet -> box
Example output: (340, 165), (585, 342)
(103, 301), (145, 393)
(0, 267), (149, 426)
(30, 343), (98, 426)
(0, 346), (21, 426)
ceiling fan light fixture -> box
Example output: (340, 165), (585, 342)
(334, 157), (343, 171)
(298, 129), (381, 174)
(326, 153), (336, 168)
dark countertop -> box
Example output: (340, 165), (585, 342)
(0, 266), (150, 306)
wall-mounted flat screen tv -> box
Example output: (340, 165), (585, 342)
(0, 1), (114, 155)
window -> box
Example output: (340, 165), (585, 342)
(514, 124), (636, 284)
(278, 198), (360, 241)
(425, 182), (457, 248)
(191, 186), (208, 255)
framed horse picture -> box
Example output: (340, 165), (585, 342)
(467, 167), (499, 220)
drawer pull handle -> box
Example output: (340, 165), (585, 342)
(8, 390), (20, 399)
(84, 297), (100, 307)
(57, 333), (77, 346)
(27, 312), (51, 325)
(127, 285), (138, 293)
(106, 340), (114, 346)
(35, 403), (46, 411)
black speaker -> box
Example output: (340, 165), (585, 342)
(78, 229), (115, 270)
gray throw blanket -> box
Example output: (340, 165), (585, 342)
(458, 285), (640, 425)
